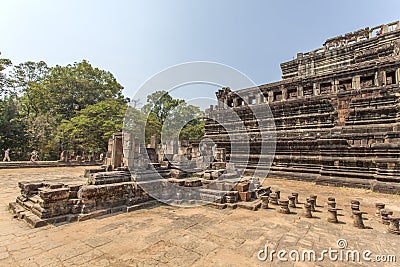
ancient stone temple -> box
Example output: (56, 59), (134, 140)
(9, 21), (400, 229)
(205, 21), (400, 193)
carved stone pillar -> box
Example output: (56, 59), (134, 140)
(306, 197), (316, 212)
(328, 208), (339, 223)
(297, 85), (303, 97)
(243, 95), (249, 105)
(352, 75), (361, 89)
(327, 201), (336, 209)
(292, 193), (299, 204)
(381, 209), (393, 225)
(395, 68), (400, 84)
(352, 211), (367, 229)
(313, 83), (320, 95)
(333, 79), (339, 93)
(268, 91), (274, 103)
(288, 196), (296, 208)
(388, 216), (400, 234)
(310, 195), (318, 207)
(278, 200), (290, 214)
(257, 94), (264, 104)
(282, 87), (288, 101)
(304, 203), (312, 218)
(261, 195), (269, 209)
(269, 193), (278, 205)
(377, 71), (387, 86)
(233, 97), (239, 107)
(350, 200), (360, 218)
(375, 203), (385, 217)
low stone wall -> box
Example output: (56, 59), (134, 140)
(0, 161), (102, 169)
(8, 171), (157, 228)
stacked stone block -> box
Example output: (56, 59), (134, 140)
(9, 171), (156, 228)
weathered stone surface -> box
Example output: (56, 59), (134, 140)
(205, 20), (400, 194)
(38, 188), (69, 202)
(18, 182), (43, 196)
(238, 191), (251, 202)
(4, 167), (400, 265)
(9, 171), (154, 228)
(234, 182), (249, 192)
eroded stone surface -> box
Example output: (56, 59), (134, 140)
(1, 167), (400, 266)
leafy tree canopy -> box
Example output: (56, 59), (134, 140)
(142, 90), (184, 124)
(58, 99), (127, 152)
(44, 60), (126, 121)
(0, 57), (205, 160)
(142, 91), (204, 143)
(0, 53), (12, 95)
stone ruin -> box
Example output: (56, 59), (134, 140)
(8, 21), (400, 229)
(8, 131), (250, 227)
(206, 20), (400, 194)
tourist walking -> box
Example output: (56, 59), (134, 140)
(30, 150), (39, 162)
(3, 149), (10, 161)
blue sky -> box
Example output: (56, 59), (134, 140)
(1, 0), (400, 108)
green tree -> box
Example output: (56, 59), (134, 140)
(0, 95), (28, 160)
(145, 111), (162, 144)
(142, 90), (184, 124)
(142, 91), (205, 142)
(10, 61), (49, 91)
(179, 118), (205, 141)
(4, 60), (128, 159)
(58, 99), (127, 152)
(162, 101), (204, 140)
(123, 105), (162, 144)
(0, 52), (12, 95)
(26, 113), (58, 160)
(9, 61), (50, 116)
(45, 60), (126, 121)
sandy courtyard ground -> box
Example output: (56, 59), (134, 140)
(0, 167), (400, 266)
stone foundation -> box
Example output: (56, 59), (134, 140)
(0, 161), (101, 169)
(9, 167), (269, 227)
(8, 170), (156, 228)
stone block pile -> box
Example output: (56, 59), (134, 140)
(9, 171), (156, 228)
